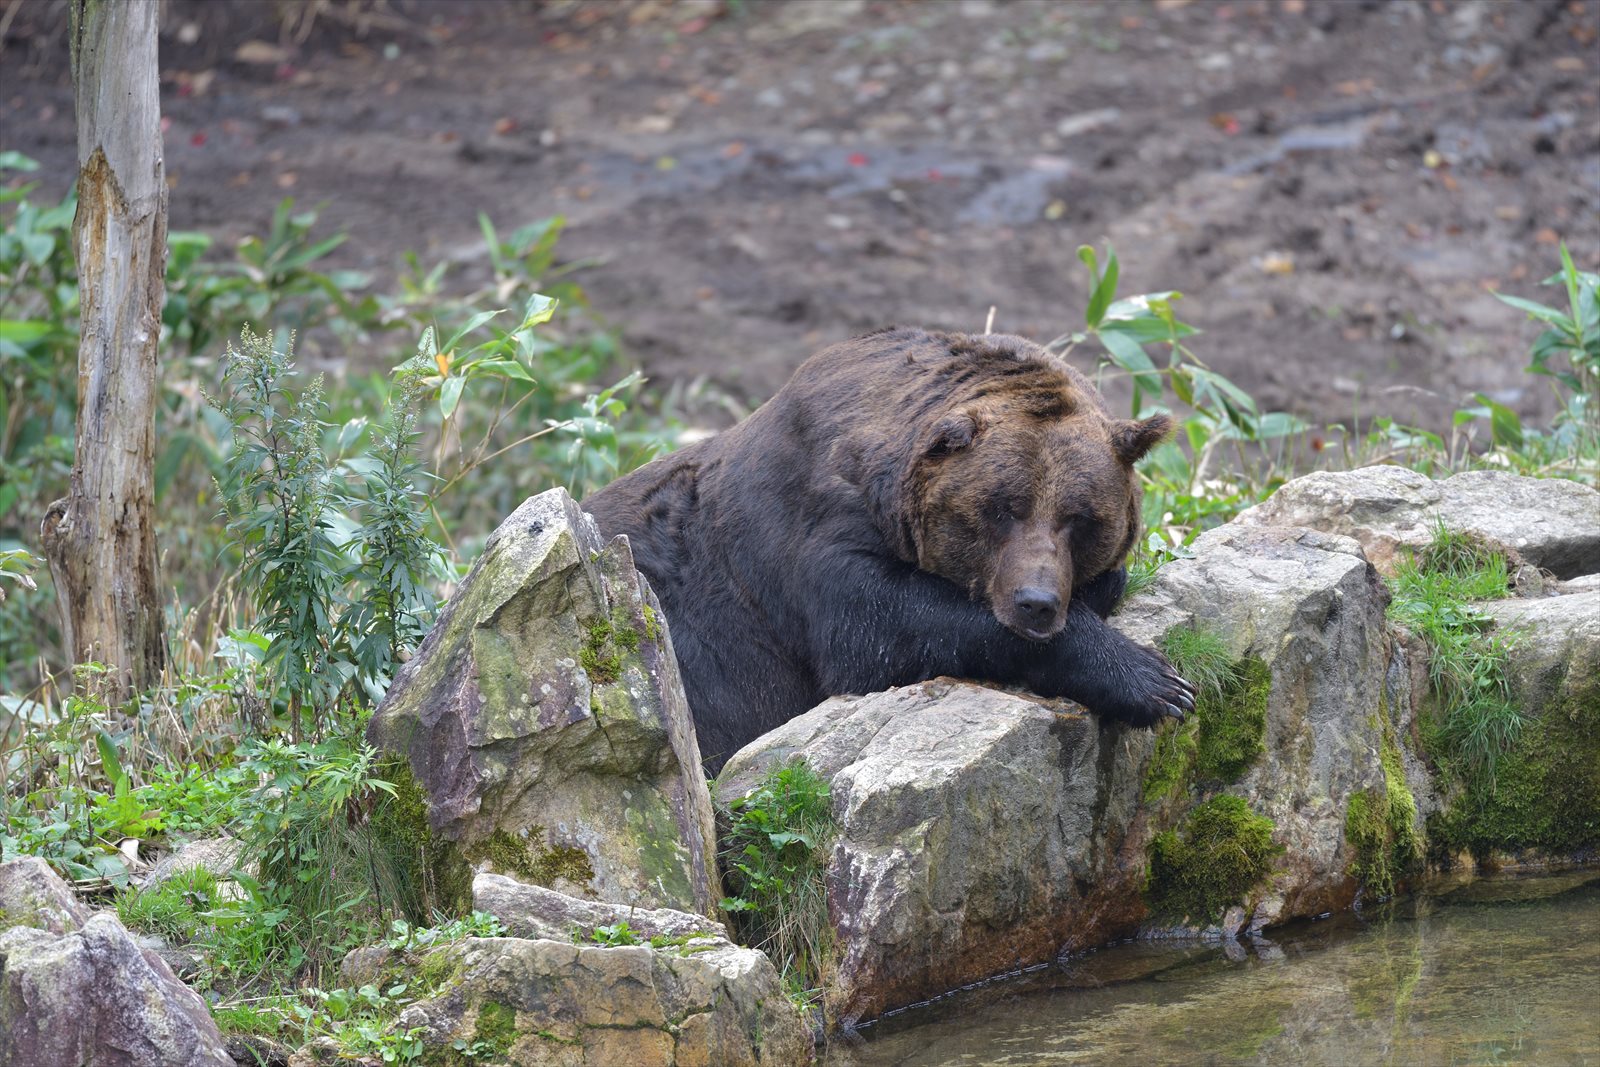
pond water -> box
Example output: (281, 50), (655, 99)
(833, 869), (1600, 1067)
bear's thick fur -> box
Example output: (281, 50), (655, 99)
(583, 327), (1195, 770)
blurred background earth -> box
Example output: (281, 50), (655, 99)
(3, 0), (1597, 430)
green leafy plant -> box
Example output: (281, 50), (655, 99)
(716, 760), (836, 1010)
(587, 920), (643, 947)
(211, 328), (353, 735)
(1493, 243), (1599, 428)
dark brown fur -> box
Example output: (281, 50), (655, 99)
(584, 327), (1194, 770)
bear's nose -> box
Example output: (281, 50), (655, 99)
(1014, 587), (1061, 627)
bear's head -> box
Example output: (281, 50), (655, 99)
(906, 384), (1170, 641)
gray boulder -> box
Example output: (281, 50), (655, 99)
(720, 524), (1398, 1024)
(1234, 466), (1600, 578)
(140, 834), (244, 889)
(393, 935), (811, 1067)
(339, 874), (811, 1067)
(367, 488), (721, 917)
(0, 856), (233, 1067)
(1427, 589), (1600, 862)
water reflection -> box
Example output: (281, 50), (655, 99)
(835, 869), (1600, 1067)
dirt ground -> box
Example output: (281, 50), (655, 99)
(3, 0), (1598, 432)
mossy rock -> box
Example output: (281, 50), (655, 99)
(1142, 641), (1271, 803)
(1144, 794), (1281, 924)
(1428, 646), (1600, 859)
(1344, 714), (1422, 900)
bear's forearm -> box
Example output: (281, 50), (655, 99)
(809, 552), (1068, 693)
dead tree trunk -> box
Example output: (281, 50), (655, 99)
(41, 0), (167, 698)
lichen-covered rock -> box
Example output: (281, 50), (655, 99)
(473, 871), (727, 943)
(1234, 466), (1600, 578)
(1430, 590), (1600, 861)
(140, 834), (244, 889)
(367, 488), (721, 917)
(0, 857), (233, 1067)
(386, 933), (811, 1066)
(0, 854), (90, 934)
(719, 523), (1397, 1024)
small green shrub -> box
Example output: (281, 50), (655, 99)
(1387, 525), (1523, 788)
(716, 760), (836, 1009)
(1144, 794), (1280, 924)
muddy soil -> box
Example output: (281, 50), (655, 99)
(3, 0), (1597, 431)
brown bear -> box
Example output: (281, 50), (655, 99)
(583, 327), (1195, 771)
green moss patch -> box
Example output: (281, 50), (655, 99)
(1145, 626), (1271, 802)
(464, 828), (595, 891)
(1144, 794), (1280, 924)
(1345, 719), (1421, 900)
(580, 608), (642, 685)
(1429, 654), (1600, 858)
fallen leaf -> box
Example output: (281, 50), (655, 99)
(229, 171), (252, 187)
(656, 155), (677, 171)
(1553, 56), (1585, 71)
(235, 40), (288, 65)
(493, 117), (517, 135)
(1155, 0), (1192, 9)
(1281, 0), (1305, 11)
(1494, 204), (1521, 220)
(1335, 78), (1375, 96)
(1044, 199), (1066, 220)
(276, 171), (298, 189)
(1535, 227), (1560, 244)
(1440, 173), (1459, 192)
(1259, 251), (1295, 275)
(721, 141), (745, 158)
(847, 152), (869, 166)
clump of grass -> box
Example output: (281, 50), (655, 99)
(715, 760), (836, 1012)
(1387, 524), (1524, 787)
(1160, 625), (1234, 707)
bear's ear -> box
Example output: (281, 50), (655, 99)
(1111, 413), (1173, 465)
(925, 412), (978, 458)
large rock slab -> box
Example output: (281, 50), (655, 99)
(368, 488), (721, 916)
(473, 871), (727, 943)
(392, 935), (811, 1067)
(339, 876), (811, 1067)
(1234, 467), (1600, 578)
(0, 857), (233, 1067)
(720, 523), (1397, 1025)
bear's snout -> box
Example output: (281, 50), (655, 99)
(1012, 587), (1062, 637)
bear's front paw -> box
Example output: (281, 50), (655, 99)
(1099, 643), (1196, 727)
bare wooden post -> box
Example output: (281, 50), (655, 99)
(41, 0), (167, 697)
